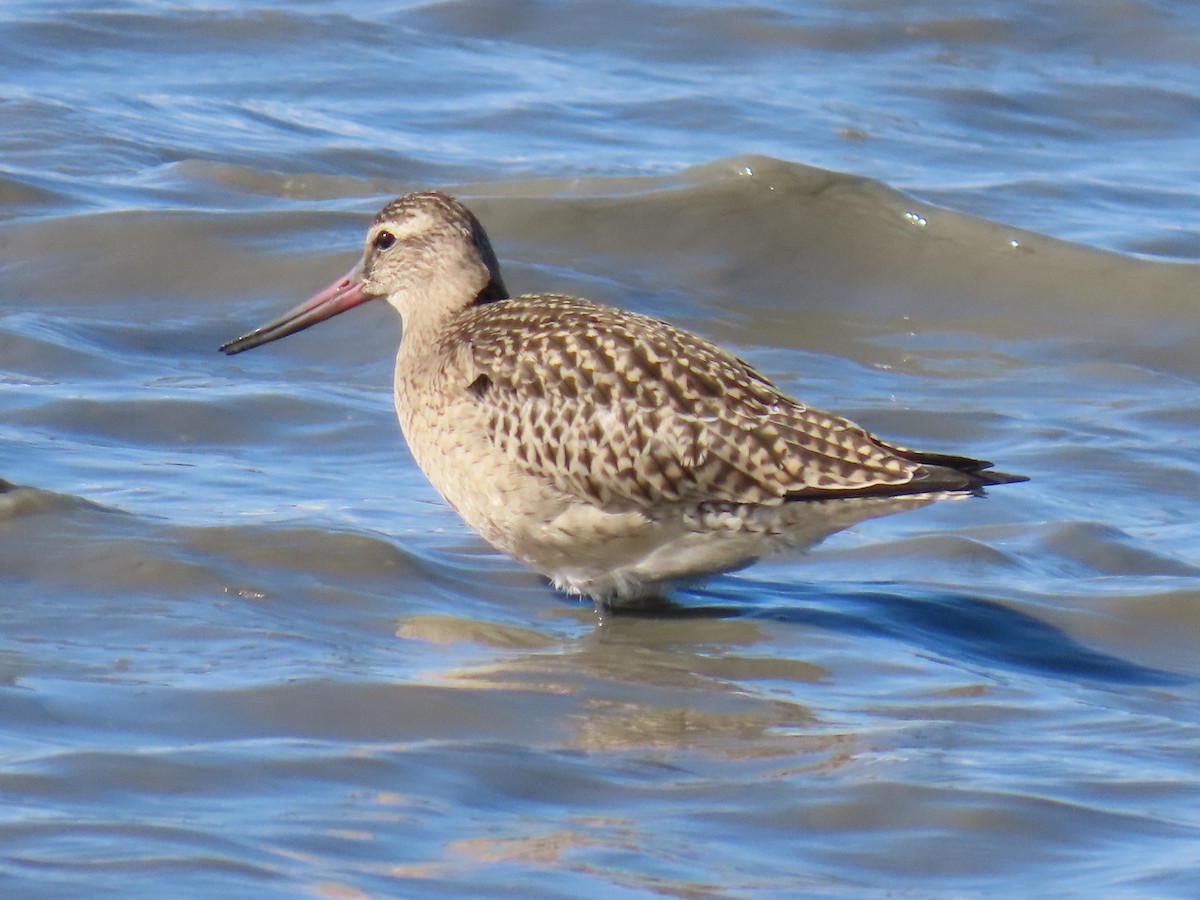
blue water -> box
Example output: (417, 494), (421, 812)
(3, 2), (1200, 897)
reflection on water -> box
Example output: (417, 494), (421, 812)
(2, 457), (1199, 894)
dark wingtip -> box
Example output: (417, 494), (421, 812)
(971, 469), (1030, 487)
(876, 441), (1028, 490)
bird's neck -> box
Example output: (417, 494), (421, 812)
(472, 275), (508, 306)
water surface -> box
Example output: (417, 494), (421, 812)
(3, 2), (1200, 897)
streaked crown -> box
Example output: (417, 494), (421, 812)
(361, 191), (508, 330)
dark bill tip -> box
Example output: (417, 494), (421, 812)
(219, 264), (376, 355)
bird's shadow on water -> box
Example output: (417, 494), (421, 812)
(601, 579), (1188, 688)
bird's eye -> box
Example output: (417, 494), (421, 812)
(373, 230), (396, 251)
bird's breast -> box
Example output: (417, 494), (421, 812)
(393, 358), (573, 554)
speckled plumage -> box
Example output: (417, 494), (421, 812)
(223, 191), (1026, 605)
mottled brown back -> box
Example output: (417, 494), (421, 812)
(449, 294), (985, 515)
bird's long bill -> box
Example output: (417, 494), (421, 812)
(219, 261), (377, 355)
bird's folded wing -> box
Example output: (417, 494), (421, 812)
(461, 296), (975, 513)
